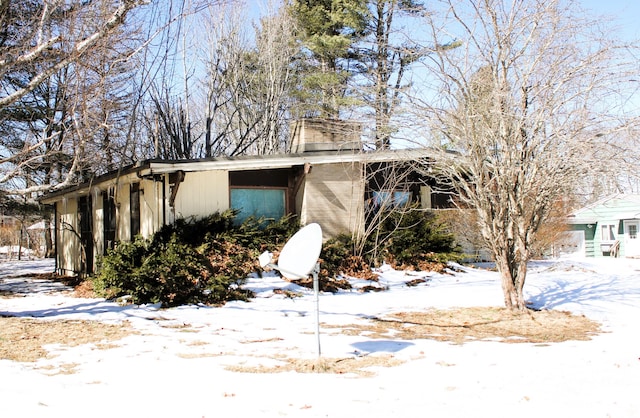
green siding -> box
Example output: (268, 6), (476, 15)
(569, 195), (640, 258)
(570, 224), (595, 257)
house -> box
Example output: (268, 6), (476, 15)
(41, 119), (451, 276)
(566, 194), (640, 258)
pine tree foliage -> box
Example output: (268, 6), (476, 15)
(289, 0), (369, 117)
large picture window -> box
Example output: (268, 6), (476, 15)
(230, 188), (286, 224)
(372, 190), (411, 208)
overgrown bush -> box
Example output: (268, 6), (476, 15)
(94, 207), (461, 305)
(93, 236), (149, 300)
(94, 210), (298, 307)
(317, 208), (461, 281)
(374, 207), (462, 269)
(320, 234), (376, 281)
(300, 209), (461, 289)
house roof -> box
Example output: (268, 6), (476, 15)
(616, 211), (640, 220)
(567, 194), (640, 224)
(40, 148), (434, 204)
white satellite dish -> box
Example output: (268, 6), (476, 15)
(277, 223), (323, 279)
(258, 222), (324, 357)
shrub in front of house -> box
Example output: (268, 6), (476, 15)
(374, 207), (462, 269)
(93, 236), (149, 301)
(314, 210), (461, 287)
(94, 208), (460, 305)
(93, 210), (299, 307)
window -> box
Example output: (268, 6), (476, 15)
(629, 224), (638, 240)
(601, 224), (616, 242)
(372, 190), (411, 208)
(103, 189), (116, 253)
(230, 188), (286, 224)
(130, 183), (141, 238)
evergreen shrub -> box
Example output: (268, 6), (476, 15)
(375, 206), (462, 269)
(94, 210), (298, 307)
(315, 208), (461, 282)
(93, 207), (461, 304)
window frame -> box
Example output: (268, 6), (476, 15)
(600, 223), (617, 242)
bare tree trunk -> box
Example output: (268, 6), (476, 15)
(494, 252), (526, 310)
(44, 218), (54, 258)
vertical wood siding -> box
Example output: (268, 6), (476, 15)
(300, 162), (364, 238)
(171, 170), (229, 220)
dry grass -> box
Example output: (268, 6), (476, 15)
(326, 307), (601, 345)
(221, 306), (600, 376)
(225, 354), (405, 377)
(0, 317), (136, 362)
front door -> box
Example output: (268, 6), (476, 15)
(624, 220), (640, 257)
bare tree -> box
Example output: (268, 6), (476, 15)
(357, 0), (427, 149)
(201, 1), (298, 157)
(146, 84), (201, 159)
(409, 0), (638, 310)
(360, 159), (426, 262)
(0, 0), (148, 195)
(0, 0), (146, 110)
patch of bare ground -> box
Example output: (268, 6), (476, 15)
(326, 307), (601, 344)
(37, 362), (81, 375)
(0, 317), (136, 363)
(225, 355), (404, 377)
(72, 279), (96, 298)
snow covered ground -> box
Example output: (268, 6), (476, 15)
(1, 257), (639, 418)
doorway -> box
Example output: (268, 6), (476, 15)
(624, 220), (640, 257)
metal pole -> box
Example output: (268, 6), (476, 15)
(312, 263), (321, 358)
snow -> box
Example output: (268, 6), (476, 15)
(1, 257), (639, 417)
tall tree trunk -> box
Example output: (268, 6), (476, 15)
(495, 251), (527, 311)
(44, 218), (54, 258)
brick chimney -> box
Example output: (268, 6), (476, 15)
(290, 118), (362, 153)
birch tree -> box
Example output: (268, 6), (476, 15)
(410, 0), (638, 310)
(0, 0), (146, 110)
(0, 0), (148, 195)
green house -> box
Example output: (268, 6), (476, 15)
(566, 194), (640, 258)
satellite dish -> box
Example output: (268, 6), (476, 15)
(277, 223), (323, 279)
(257, 222), (324, 357)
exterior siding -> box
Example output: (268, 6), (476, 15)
(569, 195), (640, 258)
(569, 224), (595, 257)
(118, 182), (131, 242)
(57, 197), (80, 275)
(171, 170), (229, 221)
(300, 162), (365, 238)
(592, 221), (623, 257)
(139, 178), (159, 238)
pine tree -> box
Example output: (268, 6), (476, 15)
(289, 0), (369, 118)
